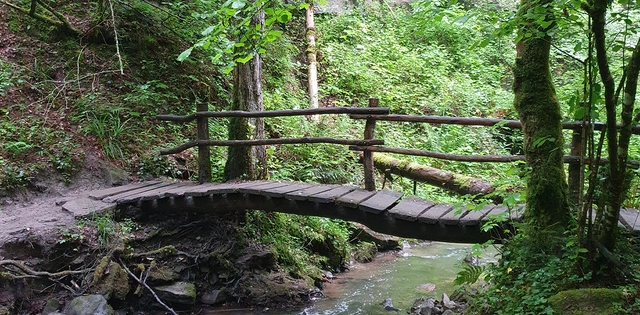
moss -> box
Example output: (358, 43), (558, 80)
(92, 258), (130, 300)
(351, 241), (378, 263)
(548, 288), (623, 315)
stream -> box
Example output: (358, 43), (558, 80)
(207, 242), (498, 314)
(296, 242), (499, 315)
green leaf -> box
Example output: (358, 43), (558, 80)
(231, 0), (245, 9)
(236, 54), (254, 63)
(177, 48), (192, 62)
(201, 25), (215, 36)
(277, 11), (292, 23)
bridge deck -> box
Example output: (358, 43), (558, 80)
(62, 180), (640, 244)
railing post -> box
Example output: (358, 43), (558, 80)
(196, 103), (212, 183)
(568, 128), (582, 207)
(363, 98), (378, 191)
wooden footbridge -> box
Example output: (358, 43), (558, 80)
(60, 101), (640, 244)
(61, 180), (640, 244)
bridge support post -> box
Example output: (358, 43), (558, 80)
(568, 127), (583, 209)
(363, 98), (378, 191)
(197, 102), (212, 183)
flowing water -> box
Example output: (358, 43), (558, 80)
(296, 242), (499, 315)
(207, 242), (498, 315)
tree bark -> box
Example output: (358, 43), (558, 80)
(306, 3), (319, 112)
(369, 153), (496, 198)
(513, 0), (570, 230)
(587, 0), (640, 251)
(224, 6), (267, 181)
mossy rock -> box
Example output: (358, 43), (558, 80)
(92, 257), (130, 300)
(548, 288), (623, 315)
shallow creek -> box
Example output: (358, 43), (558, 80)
(296, 242), (499, 315)
(207, 242), (498, 314)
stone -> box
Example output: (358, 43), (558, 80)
(0, 306), (9, 315)
(442, 293), (456, 309)
(200, 289), (229, 305)
(63, 295), (114, 315)
(92, 258), (130, 300)
(463, 254), (479, 266)
(411, 297), (436, 315)
(236, 248), (276, 270)
(442, 310), (456, 315)
(154, 282), (196, 305)
(416, 283), (436, 293)
(382, 298), (400, 311)
(148, 266), (179, 283)
(42, 298), (61, 314)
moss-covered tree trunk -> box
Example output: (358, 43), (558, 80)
(224, 8), (267, 181)
(513, 0), (570, 230)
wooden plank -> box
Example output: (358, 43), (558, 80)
(111, 182), (185, 203)
(307, 186), (357, 203)
(184, 181), (263, 197)
(163, 184), (201, 197)
(238, 181), (291, 194)
(260, 183), (314, 198)
(388, 197), (435, 221)
(336, 190), (377, 208)
(284, 185), (338, 201)
(62, 197), (117, 218)
(439, 205), (470, 226)
(418, 203), (453, 224)
(359, 190), (403, 214)
(138, 183), (196, 201)
(88, 181), (161, 200)
(103, 182), (175, 203)
(619, 208), (640, 231)
(460, 205), (495, 226)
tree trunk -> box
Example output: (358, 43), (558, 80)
(587, 0), (640, 251)
(513, 0), (570, 230)
(224, 7), (267, 181)
(306, 4), (319, 112)
(369, 153), (496, 198)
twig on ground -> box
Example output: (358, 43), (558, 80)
(118, 258), (178, 315)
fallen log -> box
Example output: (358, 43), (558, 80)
(369, 153), (496, 198)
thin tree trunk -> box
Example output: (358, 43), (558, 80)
(306, 3), (319, 112)
(513, 0), (570, 230)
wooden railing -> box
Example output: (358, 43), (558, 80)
(157, 99), (388, 186)
(157, 98), (640, 198)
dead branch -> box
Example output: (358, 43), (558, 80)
(118, 259), (177, 315)
(0, 259), (91, 279)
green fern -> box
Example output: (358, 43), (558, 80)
(454, 264), (485, 286)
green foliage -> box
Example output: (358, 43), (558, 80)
(468, 232), (592, 315)
(454, 264), (486, 286)
(241, 211), (351, 277)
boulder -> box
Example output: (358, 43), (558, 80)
(63, 295), (113, 315)
(92, 258), (130, 300)
(200, 289), (230, 305)
(154, 282), (196, 305)
(41, 298), (61, 314)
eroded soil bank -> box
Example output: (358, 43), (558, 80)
(0, 183), (352, 314)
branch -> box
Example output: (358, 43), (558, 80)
(118, 259), (177, 315)
(0, 259), (90, 279)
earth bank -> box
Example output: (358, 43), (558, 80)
(0, 167), (402, 314)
